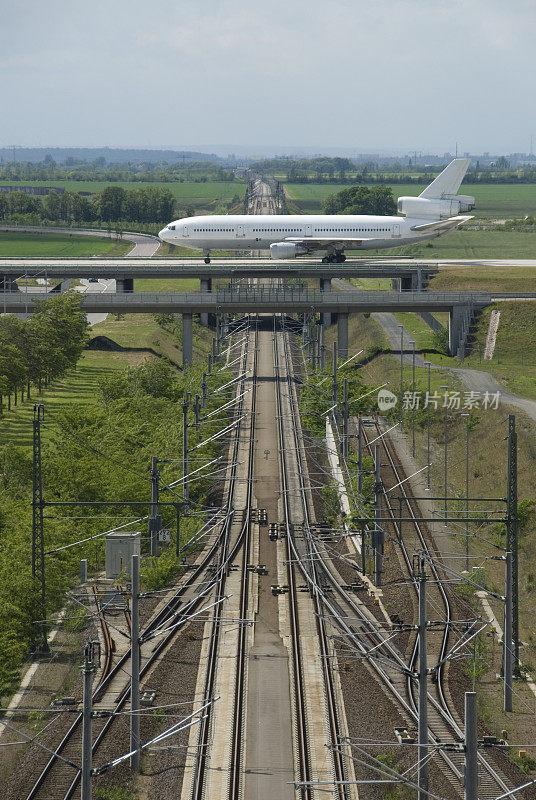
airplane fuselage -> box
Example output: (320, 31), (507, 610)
(159, 213), (440, 253)
(158, 160), (474, 260)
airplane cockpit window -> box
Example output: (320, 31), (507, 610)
(168, 225), (175, 230)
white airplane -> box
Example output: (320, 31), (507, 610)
(158, 158), (474, 263)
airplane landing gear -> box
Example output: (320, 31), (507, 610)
(204, 257), (211, 264)
(322, 253), (346, 264)
(203, 251), (211, 264)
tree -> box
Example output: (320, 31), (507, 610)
(43, 190), (61, 220)
(98, 186), (126, 221)
(323, 185), (396, 215)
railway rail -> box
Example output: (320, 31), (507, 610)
(187, 317), (259, 799)
(273, 317), (520, 799)
(357, 419), (517, 799)
(23, 336), (255, 800)
(274, 317), (348, 799)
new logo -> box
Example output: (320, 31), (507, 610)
(377, 389), (398, 411)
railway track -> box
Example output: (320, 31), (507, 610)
(274, 317), (348, 799)
(357, 419), (518, 799)
(272, 319), (519, 798)
(185, 317), (258, 799)
(23, 344), (254, 800)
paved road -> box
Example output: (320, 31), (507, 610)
(372, 311), (428, 366)
(76, 278), (117, 326)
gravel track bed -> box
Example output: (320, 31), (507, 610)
(93, 621), (205, 799)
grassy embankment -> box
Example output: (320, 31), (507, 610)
(324, 311), (536, 750)
(391, 302), (536, 401)
(0, 311), (214, 449)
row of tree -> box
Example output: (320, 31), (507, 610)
(0, 160), (236, 183)
(0, 185), (177, 224)
(0, 294), (89, 411)
(322, 185), (396, 215)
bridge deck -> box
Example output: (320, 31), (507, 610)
(0, 258), (437, 280)
(2, 289), (531, 314)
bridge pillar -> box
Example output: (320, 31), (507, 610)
(400, 275), (413, 292)
(449, 306), (466, 356)
(320, 277), (332, 326)
(199, 278), (212, 326)
(116, 277), (134, 293)
(182, 313), (193, 366)
(337, 313), (349, 359)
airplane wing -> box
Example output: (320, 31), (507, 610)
(284, 236), (383, 249)
(410, 215), (474, 234)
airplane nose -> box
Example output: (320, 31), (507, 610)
(158, 227), (169, 241)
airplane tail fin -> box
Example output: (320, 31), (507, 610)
(419, 158), (471, 199)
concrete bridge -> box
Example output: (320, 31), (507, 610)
(4, 287), (533, 364)
(0, 257), (436, 292)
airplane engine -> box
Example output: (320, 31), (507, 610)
(397, 195), (475, 219)
(270, 242), (300, 259)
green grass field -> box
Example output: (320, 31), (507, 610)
(286, 183), (536, 218)
(340, 229), (536, 260)
(399, 229), (536, 260)
(134, 278), (200, 293)
(430, 262), (536, 292)
(3, 180), (245, 200)
(0, 232), (132, 257)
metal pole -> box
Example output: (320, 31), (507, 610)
(201, 372), (207, 408)
(504, 551), (513, 712)
(130, 555), (141, 770)
(464, 692), (478, 800)
(440, 385), (448, 525)
(332, 341), (338, 408)
(175, 504), (181, 557)
(81, 642), (96, 800)
(461, 413), (470, 571)
(425, 362), (431, 490)
(374, 445), (383, 587)
(417, 556), (429, 800)
(183, 398), (189, 502)
(342, 378), (349, 459)
(506, 415), (519, 672)
(319, 322), (325, 371)
(357, 416), (363, 494)
(194, 394), (201, 434)
(150, 456), (160, 557)
(80, 559), (88, 583)
(399, 325), (404, 432)
(411, 340), (416, 457)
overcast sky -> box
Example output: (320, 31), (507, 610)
(2, 0), (535, 155)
